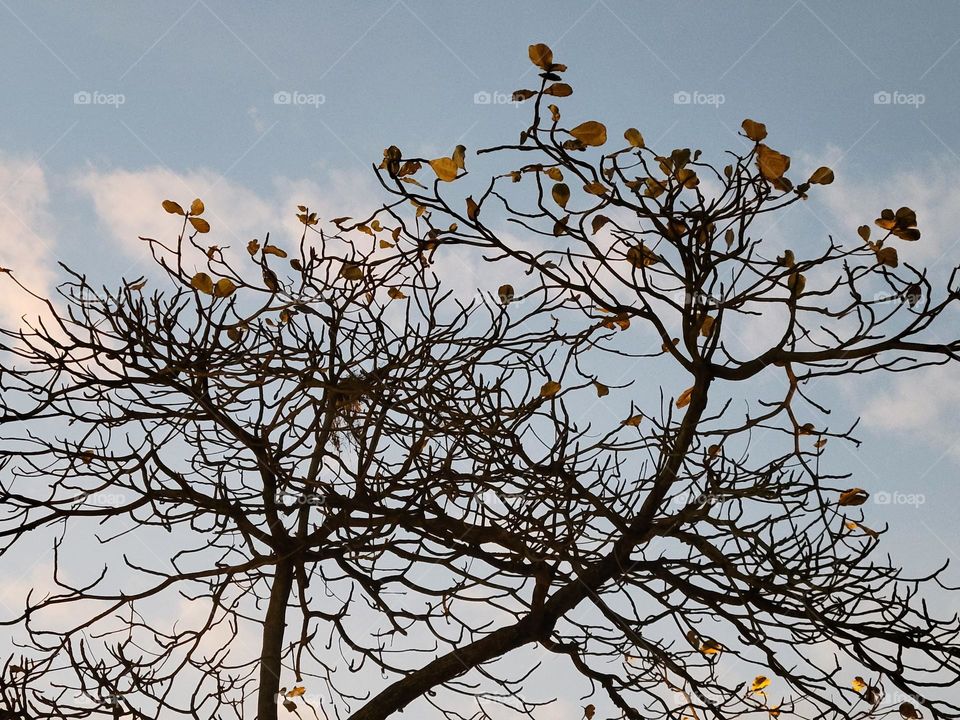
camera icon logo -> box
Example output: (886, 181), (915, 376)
(673, 90), (692, 105)
(274, 91), (292, 105)
(474, 90), (492, 105)
(874, 491), (892, 505)
(74, 91), (92, 105)
(874, 90), (892, 105)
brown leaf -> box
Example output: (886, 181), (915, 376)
(624, 128), (645, 148)
(570, 121), (607, 147)
(528, 43), (554, 69)
(162, 199), (184, 215)
(622, 414), (643, 427)
(188, 217), (210, 234)
(741, 119), (768, 142)
(676, 386), (694, 409)
(213, 278), (237, 298)
(839, 488), (869, 506)
(544, 82), (573, 97)
(594, 382), (609, 397)
(190, 272), (214, 295)
(756, 144), (790, 181)
(340, 264), (363, 281)
(540, 380), (561, 398)
(189, 198), (205, 216)
(808, 166), (834, 185)
(552, 183), (571, 208)
(592, 215), (611, 234)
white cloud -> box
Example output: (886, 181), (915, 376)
(0, 154), (58, 330)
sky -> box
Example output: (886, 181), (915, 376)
(2, 1), (960, 717)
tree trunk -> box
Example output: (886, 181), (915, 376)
(257, 559), (294, 719)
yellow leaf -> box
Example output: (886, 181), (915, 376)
(700, 639), (723, 655)
(756, 144), (790, 181)
(430, 157), (459, 182)
(552, 183), (571, 208)
(546, 167), (563, 181)
(540, 380), (561, 398)
(189, 198), (205, 216)
(189, 217), (210, 234)
(751, 675), (771, 693)
(741, 119), (768, 142)
(570, 121), (607, 147)
(247, 239), (260, 256)
(528, 43), (553, 69)
(264, 245), (288, 258)
(622, 414), (643, 427)
(286, 686), (306, 698)
(839, 488), (869, 506)
(162, 199), (185, 215)
(583, 182), (606, 195)
(852, 677), (868, 693)
(213, 278), (237, 298)
(190, 272), (213, 294)
(624, 128), (645, 148)
(808, 166), (834, 185)
(676, 386), (694, 409)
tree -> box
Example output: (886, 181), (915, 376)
(2, 43), (960, 720)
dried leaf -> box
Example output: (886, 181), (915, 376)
(839, 488), (869, 506)
(189, 198), (205, 216)
(741, 119), (768, 142)
(429, 157), (459, 182)
(624, 127), (645, 148)
(162, 199), (185, 215)
(540, 380), (561, 398)
(188, 217), (210, 234)
(190, 272), (214, 295)
(213, 278), (237, 298)
(570, 121), (607, 147)
(676, 386), (694, 409)
(528, 43), (554, 70)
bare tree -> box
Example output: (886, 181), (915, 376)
(2, 42), (960, 720)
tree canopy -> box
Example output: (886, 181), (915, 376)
(1, 43), (959, 720)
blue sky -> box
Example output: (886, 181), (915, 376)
(2, 2), (960, 716)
